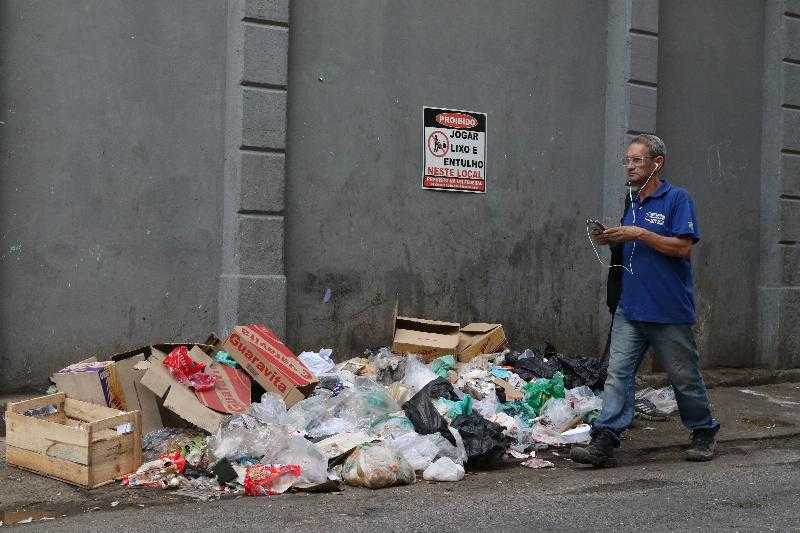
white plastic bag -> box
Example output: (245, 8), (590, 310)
(386, 432), (439, 471)
(249, 392), (288, 425)
(539, 397), (577, 431)
(422, 457), (464, 482)
(298, 348), (335, 376)
(401, 355), (438, 396)
(567, 386), (603, 416)
(560, 423), (591, 444)
(266, 435), (329, 488)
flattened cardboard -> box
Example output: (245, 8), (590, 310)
(52, 361), (126, 410)
(493, 377), (523, 402)
(221, 324), (318, 407)
(457, 323), (508, 362)
(114, 353), (163, 434)
(139, 350), (226, 434)
(391, 315), (461, 362)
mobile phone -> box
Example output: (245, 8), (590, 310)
(587, 218), (606, 235)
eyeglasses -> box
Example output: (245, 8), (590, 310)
(621, 156), (653, 166)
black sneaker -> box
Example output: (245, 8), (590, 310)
(570, 429), (618, 467)
(686, 428), (717, 461)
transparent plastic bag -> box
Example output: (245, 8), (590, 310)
(266, 435), (329, 488)
(429, 428), (467, 466)
(306, 417), (358, 440)
(422, 457), (464, 482)
(286, 390), (333, 433)
(566, 385), (603, 417)
(249, 392), (288, 425)
(637, 386), (678, 414)
(211, 416), (290, 461)
(369, 412), (415, 438)
(341, 444), (416, 489)
(368, 348), (407, 385)
(401, 355), (438, 396)
(539, 397), (577, 431)
(473, 388), (500, 418)
(385, 432), (439, 471)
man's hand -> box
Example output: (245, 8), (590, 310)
(602, 225), (644, 243)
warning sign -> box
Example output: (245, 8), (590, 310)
(422, 107), (487, 193)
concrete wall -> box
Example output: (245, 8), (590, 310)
(284, 0), (610, 358)
(656, 0), (765, 367)
(0, 1), (227, 392)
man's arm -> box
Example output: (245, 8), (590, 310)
(601, 226), (694, 259)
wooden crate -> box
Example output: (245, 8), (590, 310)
(5, 393), (142, 488)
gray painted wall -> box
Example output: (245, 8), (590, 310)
(0, 1), (227, 392)
(656, 0), (765, 367)
(284, 0), (610, 358)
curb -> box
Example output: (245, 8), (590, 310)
(638, 368), (800, 390)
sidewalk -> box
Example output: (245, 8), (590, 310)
(2, 381), (800, 526)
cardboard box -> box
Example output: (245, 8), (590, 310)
(52, 361), (126, 411)
(220, 324), (318, 407)
(457, 323), (508, 362)
(392, 315), (461, 362)
(138, 345), (251, 434)
(5, 393), (142, 488)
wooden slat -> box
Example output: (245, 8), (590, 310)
(5, 412), (89, 447)
(88, 411), (136, 433)
(6, 413), (89, 464)
(6, 445), (89, 487)
(64, 397), (123, 422)
(8, 393), (65, 414)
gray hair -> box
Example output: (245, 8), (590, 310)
(630, 134), (666, 160)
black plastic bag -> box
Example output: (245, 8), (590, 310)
(451, 413), (512, 468)
(505, 348), (560, 382)
(402, 378), (458, 446)
(555, 354), (607, 390)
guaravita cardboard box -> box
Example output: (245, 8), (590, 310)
(220, 324), (318, 407)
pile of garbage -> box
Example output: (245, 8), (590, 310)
(118, 345), (611, 498)
(36, 320), (679, 499)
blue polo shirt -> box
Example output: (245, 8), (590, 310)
(619, 180), (700, 324)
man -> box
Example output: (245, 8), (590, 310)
(571, 134), (720, 467)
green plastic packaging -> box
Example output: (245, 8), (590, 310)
(430, 354), (456, 379)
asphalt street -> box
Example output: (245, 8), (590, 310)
(3, 435), (800, 532)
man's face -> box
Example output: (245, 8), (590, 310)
(624, 143), (662, 185)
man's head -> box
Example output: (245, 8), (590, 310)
(624, 134), (665, 186)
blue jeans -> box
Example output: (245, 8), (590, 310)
(593, 310), (720, 446)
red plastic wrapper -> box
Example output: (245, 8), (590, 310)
(163, 450), (187, 474)
(162, 346), (217, 391)
(243, 464), (302, 496)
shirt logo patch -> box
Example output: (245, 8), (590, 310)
(688, 221), (694, 231)
(644, 211), (666, 225)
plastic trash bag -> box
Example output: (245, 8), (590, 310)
(211, 415), (290, 461)
(341, 444), (416, 489)
(366, 348), (407, 385)
(401, 355), (439, 395)
(267, 435), (329, 488)
(538, 397), (577, 432)
(369, 412), (416, 438)
(388, 382), (412, 405)
(244, 464), (302, 496)
(423, 457), (465, 482)
(385, 431), (440, 471)
(472, 389), (499, 418)
(430, 354), (456, 379)
(566, 385), (603, 417)
(402, 379), (459, 446)
(636, 386), (678, 414)
(306, 417), (358, 440)
(286, 390), (333, 433)
(429, 428), (467, 466)
(450, 413), (513, 467)
(249, 392), (288, 425)
(298, 348), (335, 376)
(522, 372), (566, 415)
(434, 395), (473, 419)
(142, 428), (204, 462)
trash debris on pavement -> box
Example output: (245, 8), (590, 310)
(635, 386), (678, 420)
(521, 457), (555, 469)
(15, 319), (618, 500)
(423, 457), (465, 482)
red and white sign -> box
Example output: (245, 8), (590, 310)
(423, 106), (487, 193)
